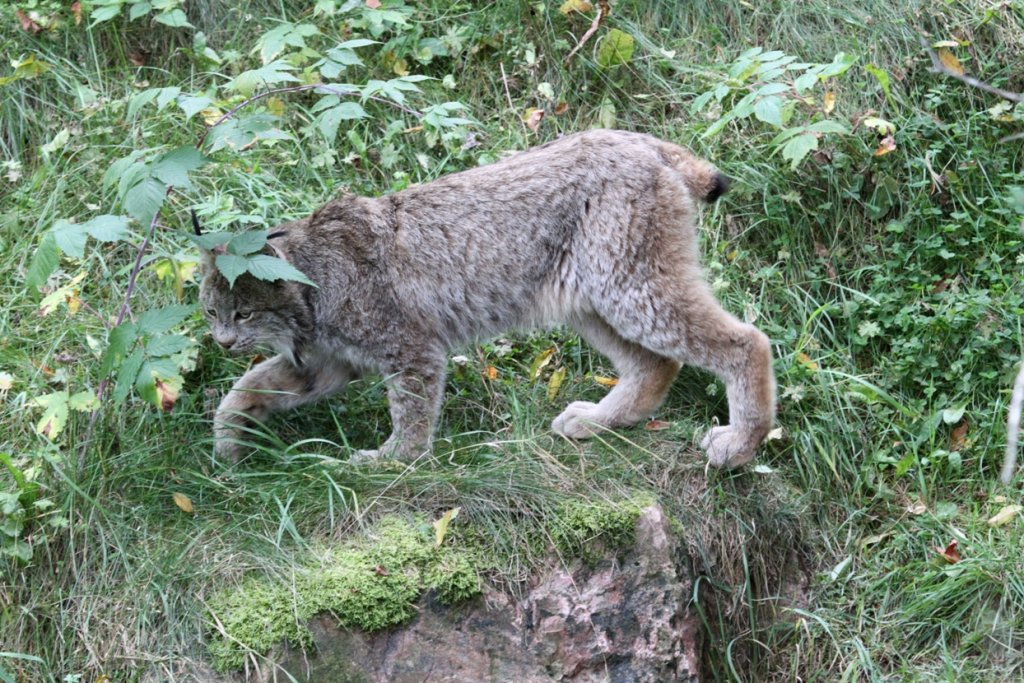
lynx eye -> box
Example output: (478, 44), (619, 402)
(235, 310), (254, 322)
(204, 306), (216, 318)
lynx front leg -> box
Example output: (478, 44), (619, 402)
(214, 355), (353, 461)
(352, 356), (446, 464)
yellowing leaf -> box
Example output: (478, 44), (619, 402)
(547, 366), (567, 401)
(172, 492), (194, 513)
(937, 48), (964, 76)
(154, 376), (180, 412)
(931, 40), (961, 48)
(796, 352), (819, 371)
(38, 272), (87, 317)
(529, 347), (556, 380)
(593, 375), (618, 387)
(266, 96), (285, 117)
(201, 107), (224, 127)
(0, 371), (14, 397)
(391, 58), (409, 77)
(823, 90), (836, 114)
(987, 504), (1022, 527)
(484, 365), (498, 381)
(524, 107), (545, 132)
(874, 134), (896, 156)
(861, 117), (896, 135)
(433, 507), (460, 547)
(559, 0), (593, 14)
(766, 427), (785, 441)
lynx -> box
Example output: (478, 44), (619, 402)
(197, 129), (776, 468)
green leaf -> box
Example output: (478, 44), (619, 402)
(82, 214), (131, 242)
(701, 110), (736, 138)
(215, 254), (251, 287)
(189, 231), (233, 251)
(178, 94), (214, 120)
(754, 96), (784, 127)
(89, 4), (123, 26)
(805, 120), (851, 134)
(114, 348), (145, 405)
(32, 391), (69, 440)
(150, 145), (208, 189)
(596, 29), (635, 68)
(154, 8), (192, 27)
(145, 334), (192, 358)
(865, 63), (891, 99)
(318, 102), (369, 144)
(68, 391), (100, 412)
(124, 178), (167, 225)
(26, 233), (60, 290)
(137, 304), (194, 335)
(101, 322), (138, 376)
(228, 231), (269, 256)
(779, 132), (818, 169)
(226, 60), (299, 96)
(51, 220), (88, 259)
(127, 88), (160, 119)
(793, 72), (819, 94)
(244, 254), (317, 286)
(129, 1), (152, 21)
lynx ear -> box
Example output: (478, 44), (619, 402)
(263, 233), (290, 262)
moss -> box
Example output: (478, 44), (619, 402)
(206, 515), (482, 671)
(550, 493), (655, 564)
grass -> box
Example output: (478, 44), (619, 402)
(1, 0), (1023, 680)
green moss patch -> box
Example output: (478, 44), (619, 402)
(550, 493), (655, 563)
(206, 515), (481, 671)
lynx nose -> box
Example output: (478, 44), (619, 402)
(214, 332), (237, 350)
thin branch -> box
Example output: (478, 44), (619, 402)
(564, 4), (606, 64)
(921, 37), (1024, 103)
(1003, 361), (1024, 484)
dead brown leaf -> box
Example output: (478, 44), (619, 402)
(949, 419), (969, 451)
(71, 2), (82, 25)
(15, 10), (43, 34)
(935, 539), (961, 564)
(524, 108), (545, 132)
(874, 135), (896, 156)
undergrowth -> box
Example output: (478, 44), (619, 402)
(1, 0), (1022, 681)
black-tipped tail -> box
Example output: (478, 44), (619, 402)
(705, 173), (730, 203)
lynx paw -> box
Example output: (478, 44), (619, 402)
(700, 426), (758, 469)
(349, 436), (428, 465)
(213, 432), (247, 464)
(552, 401), (612, 439)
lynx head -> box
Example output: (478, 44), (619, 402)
(195, 214), (313, 364)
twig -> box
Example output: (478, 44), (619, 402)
(499, 62), (524, 131)
(564, 4), (606, 63)
(999, 130), (1024, 144)
(1003, 361), (1024, 484)
(921, 37), (1024, 103)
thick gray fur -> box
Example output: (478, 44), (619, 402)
(198, 129), (777, 467)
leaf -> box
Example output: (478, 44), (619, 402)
(941, 405), (966, 425)
(101, 322), (138, 376)
(484, 365), (498, 381)
(227, 231), (269, 256)
(136, 304), (193, 335)
(823, 90), (836, 114)
(33, 391), (69, 440)
(529, 347), (556, 380)
(752, 464), (776, 474)
(644, 420), (672, 431)
(150, 145), (208, 189)
(828, 555), (852, 582)
(128, 88), (161, 119)
(523, 108), (545, 132)
(547, 366), (566, 401)
(114, 348), (145, 405)
(51, 220), (88, 259)
(215, 254), (250, 287)
(155, 8), (192, 28)
(560, 0), (593, 14)
(226, 60), (299, 96)
(433, 507), (460, 547)
(937, 48), (964, 76)
(987, 505), (1022, 527)
(935, 539), (961, 564)
(780, 132), (818, 169)
(796, 351), (819, 371)
(244, 255), (317, 287)
(82, 214), (131, 242)
(189, 231), (233, 251)
(949, 420), (968, 451)
(124, 178), (167, 225)
(862, 116), (895, 134)
(145, 334), (192, 358)
(178, 95), (214, 120)
(593, 375), (618, 387)
(318, 102), (369, 144)
(26, 233), (59, 290)
(172, 492), (194, 513)
(864, 64), (891, 99)
(596, 29), (634, 69)
(153, 375), (180, 411)
(874, 135), (896, 156)
(753, 95), (784, 127)
(0, 372), (13, 396)
(67, 390), (99, 411)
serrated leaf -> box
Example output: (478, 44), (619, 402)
(67, 390), (99, 411)
(145, 334), (192, 358)
(227, 231), (269, 256)
(26, 233), (60, 290)
(215, 254), (250, 287)
(154, 8), (191, 28)
(754, 96), (784, 127)
(596, 29), (634, 69)
(136, 304), (193, 335)
(127, 88), (160, 119)
(318, 102), (370, 145)
(244, 254), (317, 286)
(82, 214), (131, 242)
(189, 231), (233, 251)
(34, 392), (69, 440)
(433, 507), (460, 547)
(178, 94), (214, 120)
(173, 492), (194, 513)
(52, 220), (88, 259)
(128, 1), (152, 21)
(155, 86), (181, 111)
(780, 132), (818, 169)
(227, 60), (299, 96)
(124, 177), (167, 225)
(150, 145), (208, 189)
(114, 348), (145, 405)
(101, 322), (138, 376)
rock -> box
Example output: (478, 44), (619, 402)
(267, 505), (700, 682)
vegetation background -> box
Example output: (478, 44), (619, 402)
(1, 0), (1022, 680)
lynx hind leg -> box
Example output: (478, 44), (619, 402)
(214, 355), (352, 461)
(599, 284), (776, 469)
(553, 315), (680, 439)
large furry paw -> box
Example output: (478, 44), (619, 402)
(552, 401), (612, 439)
(349, 435), (428, 465)
(700, 426), (758, 469)
(213, 431), (247, 463)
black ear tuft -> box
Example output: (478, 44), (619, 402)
(706, 173), (730, 202)
(190, 209), (203, 236)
